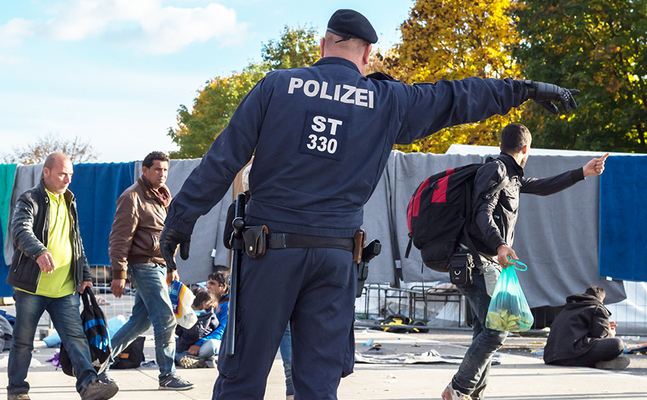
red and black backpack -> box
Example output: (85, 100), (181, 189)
(405, 162), (486, 272)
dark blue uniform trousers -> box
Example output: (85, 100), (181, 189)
(213, 247), (356, 400)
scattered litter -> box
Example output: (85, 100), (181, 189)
(384, 374), (398, 382)
(140, 360), (158, 368)
(356, 349), (464, 364)
(96, 297), (110, 306)
(46, 352), (61, 367)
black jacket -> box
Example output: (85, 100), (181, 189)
(543, 291), (613, 364)
(7, 180), (91, 294)
(175, 307), (219, 353)
(468, 153), (585, 256)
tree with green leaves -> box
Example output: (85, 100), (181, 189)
(512, 0), (647, 152)
(262, 25), (321, 70)
(168, 63), (268, 159)
(168, 25), (321, 159)
(382, 0), (523, 153)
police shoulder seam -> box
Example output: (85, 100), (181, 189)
(366, 72), (398, 82)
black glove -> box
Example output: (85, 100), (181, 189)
(160, 226), (191, 272)
(518, 80), (580, 115)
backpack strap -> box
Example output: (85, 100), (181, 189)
(404, 233), (413, 258)
(461, 177), (483, 269)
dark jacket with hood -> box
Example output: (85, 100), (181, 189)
(543, 287), (614, 364)
(175, 306), (219, 353)
(7, 180), (91, 294)
(468, 152), (585, 256)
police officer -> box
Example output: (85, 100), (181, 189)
(160, 9), (579, 400)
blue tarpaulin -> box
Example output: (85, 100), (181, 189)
(599, 156), (647, 282)
(69, 162), (136, 266)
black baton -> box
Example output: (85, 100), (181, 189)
(225, 192), (246, 358)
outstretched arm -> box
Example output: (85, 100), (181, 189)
(521, 153), (609, 196)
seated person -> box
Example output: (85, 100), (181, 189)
(207, 271), (229, 345)
(175, 288), (220, 368)
(544, 286), (628, 369)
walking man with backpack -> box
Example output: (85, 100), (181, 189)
(442, 123), (609, 400)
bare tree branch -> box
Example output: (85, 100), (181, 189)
(1, 134), (99, 165)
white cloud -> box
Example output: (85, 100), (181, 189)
(0, 0), (246, 53)
(0, 18), (36, 44)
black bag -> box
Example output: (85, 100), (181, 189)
(59, 287), (112, 376)
(448, 248), (474, 287)
(374, 315), (430, 333)
(112, 336), (146, 369)
(378, 314), (412, 333)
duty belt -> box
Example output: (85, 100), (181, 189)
(267, 233), (354, 252)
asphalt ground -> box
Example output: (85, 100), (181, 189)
(1, 327), (647, 399)
(2, 296), (647, 400)
(411, 328), (647, 376)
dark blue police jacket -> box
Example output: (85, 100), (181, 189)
(166, 57), (525, 238)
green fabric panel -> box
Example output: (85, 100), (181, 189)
(0, 163), (18, 242)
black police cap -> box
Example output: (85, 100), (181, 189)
(327, 9), (378, 44)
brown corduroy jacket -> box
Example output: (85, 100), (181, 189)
(109, 177), (170, 279)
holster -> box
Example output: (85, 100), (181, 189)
(242, 225), (268, 260)
(448, 248), (474, 287)
(353, 229), (366, 264)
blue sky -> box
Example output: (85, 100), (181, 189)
(0, 0), (414, 162)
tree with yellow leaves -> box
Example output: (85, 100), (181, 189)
(384, 0), (523, 153)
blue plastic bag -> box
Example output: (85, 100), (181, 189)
(486, 260), (534, 332)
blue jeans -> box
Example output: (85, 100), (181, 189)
(108, 263), (176, 380)
(8, 290), (97, 395)
(175, 339), (221, 360)
(452, 267), (508, 398)
(279, 325), (294, 396)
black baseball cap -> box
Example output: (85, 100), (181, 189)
(327, 9), (378, 44)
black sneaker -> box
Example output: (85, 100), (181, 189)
(81, 378), (119, 400)
(159, 374), (195, 391)
(97, 371), (116, 384)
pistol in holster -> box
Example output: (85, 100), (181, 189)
(356, 238), (381, 298)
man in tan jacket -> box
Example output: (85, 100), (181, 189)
(106, 151), (193, 391)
